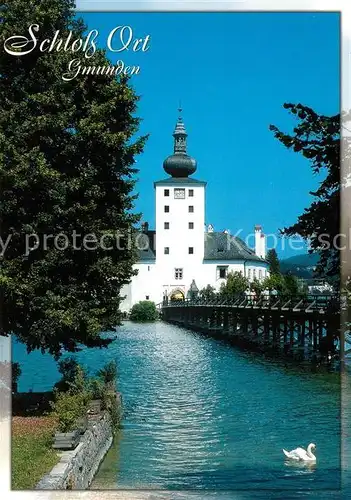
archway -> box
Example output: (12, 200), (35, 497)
(170, 289), (185, 301)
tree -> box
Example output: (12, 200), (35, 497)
(129, 301), (159, 322)
(270, 103), (340, 281)
(219, 271), (249, 299)
(283, 272), (300, 296)
(199, 285), (216, 301)
(250, 278), (264, 297)
(54, 356), (86, 392)
(263, 274), (286, 294)
(266, 249), (280, 276)
(97, 360), (117, 386)
(0, 1), (147, 356)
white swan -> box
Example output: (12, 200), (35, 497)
(283, 443), (316, 462)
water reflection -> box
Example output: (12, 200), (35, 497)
(12, 322), (343, 494)
(284, 460), (317, 473)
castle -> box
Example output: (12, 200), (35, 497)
(121, 111), (268, 310)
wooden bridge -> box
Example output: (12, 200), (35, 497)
(160, 294), (346, 367)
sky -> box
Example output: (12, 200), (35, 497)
(79, 12), (340, 258)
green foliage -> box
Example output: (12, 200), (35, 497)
(54, 357), (86, 392)
(283, 272), (300, 296)
(250, 278), (265, 296)
(51, 390), (87, 432)
(0, 0), (148, 356)
(97, 360), (117, 387)
(199, 285), (216, 301)
(51, 358), (121, 431)
(88, 378), (105, 400)
(263, 274), (286, 293)
(129, 301), (159, 322)
(266, 249), (280, 275)
(105, 393), (122, 428)
(219, 271), (249, 299)
(88, 376), (121, 428)
(270, 104), (340, 280)
(66, 365), (88, 394)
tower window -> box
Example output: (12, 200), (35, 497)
(189, 206), (194, 213)
(189, 222), (194, 229)
(188, 247), (194, 254)
(145, 295), (150, 300)
(164, 247), (169, 254)
(164, 205), (169, 213)
(188, 189), (194, 197)
(164, 222), (169, 229)
(175, 268), (183, 280)
(164, 189), (170, 197)
(217, 266), (228, 279)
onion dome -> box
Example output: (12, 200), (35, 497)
(163, 107), (197, 178)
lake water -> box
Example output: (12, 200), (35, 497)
(13, 321), (345, 497)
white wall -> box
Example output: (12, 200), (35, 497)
(120, 258), (270, 310)
(119, 261), (160, 311)
(200, 261), (269, 292)
(155, 181), (205, 297)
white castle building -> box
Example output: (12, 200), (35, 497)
(121, 111), (269, 310)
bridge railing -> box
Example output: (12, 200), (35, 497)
(162, 293), (342, 312)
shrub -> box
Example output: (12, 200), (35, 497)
(250, 278), (265, 297)
(52, 359), (121, 432)
(51, 365), (90, 432)
(54, 357), (81, 392)
(97, 360), (117, 387)
(89, 378), (105, 400)
(50, 391), (87, 432)
(129, 301), (158, 322)
(219, 271), (249, 299)
(88, 377), (121, 428)
(199, 285), (216, 301)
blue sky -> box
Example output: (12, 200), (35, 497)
(80, 12), (340, 258)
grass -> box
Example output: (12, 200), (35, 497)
(12, 416), (60, 490)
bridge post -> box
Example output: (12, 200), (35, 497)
(283, 318), (288, 352)
(272, 314), (278, 349)
(289, 318), (295, 355)
(313, 319), (319, 354)
(241, 313), (248, 338)
(215, 307), (221, 329)
(263, 315), (270, 346)
(299, 319), (306, 359)
(251, 314), (258, 341)
(231, 312), (238, 336)
(223, 309), (229, 334)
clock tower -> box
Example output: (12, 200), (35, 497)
(154, 109), (206, 300)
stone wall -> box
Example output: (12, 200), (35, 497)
(36, 411), (113, 490)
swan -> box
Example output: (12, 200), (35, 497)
(283, 443), (316, 462)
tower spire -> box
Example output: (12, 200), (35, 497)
(173, 103), (187, 154)
(163, 105), (197, 178)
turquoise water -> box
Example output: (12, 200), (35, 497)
(13, 321), (343, 496)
